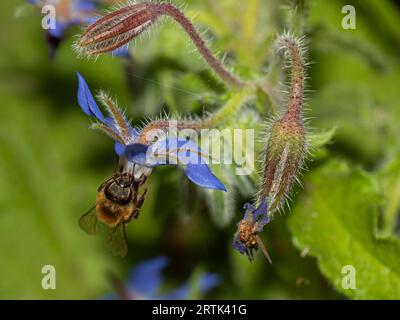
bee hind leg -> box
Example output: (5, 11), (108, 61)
(132, 189), (147, 219)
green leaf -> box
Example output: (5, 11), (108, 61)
(309, 84), (386, 164)
(308, 127), (336, 149)
(288, 159), (400, 299)
(377, 154), (400, 237)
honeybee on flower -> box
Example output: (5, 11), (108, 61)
(76, 72), (226, 257)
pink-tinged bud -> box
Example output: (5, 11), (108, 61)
(75, 2), (159, 56)
(262, 113), (306, 211)
(261, 34), (308, 211)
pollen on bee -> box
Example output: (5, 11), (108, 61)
(96, 193), (137, 226)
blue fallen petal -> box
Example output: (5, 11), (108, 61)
(73, 0), (98, 12)
(160, 282), (190, 300)
(112, 45), (132, 59)
(47, 20), (69, 39)
(198, 273), (220, 295)
(127, 256), (169, 297)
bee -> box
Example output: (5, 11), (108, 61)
(79, 169), (147, 257)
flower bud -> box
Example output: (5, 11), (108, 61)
(74, 1), (243, 87)
(75, 2), (159, 56)
(261, 34), (308, 211)
(262, 113), (306, 210)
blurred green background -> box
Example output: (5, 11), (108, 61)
(1, 0), (400, 299)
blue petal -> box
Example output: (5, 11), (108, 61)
(76, 72), (108, 123)
(124, 138), (226, 190)
(198, 273), (220, 295)
(129, 126), (140, 139)
(232, 235), (246, 254)
(256, 215), (271, 233)
(243, 203), (253, 210)
(114, 142), (126, 157)
(184, 163), (226, 191)
(73, 0), (98, 12)
(253, 197), (268, 221)
(112, 45), (132, 59)
(81, 15), (97, 25)
(153, 138), (227, 190)
(127, 256), (169, 297)
(232, 233), (246, 254)
(145, 138), (201, 165)
(243, 203), (253, 220)
(48, 20), (71, 38)
(124, 143), (154, 167)
(158, 273), (220, 300)
(253, 197), (270, 231)
(160, 282), (190, 300)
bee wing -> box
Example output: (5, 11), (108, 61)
(79, 205), (98, 235)
(104, 223), (128, 257)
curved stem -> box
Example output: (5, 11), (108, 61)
(155, 3), (245, 88)
(138, 88), (254, 144)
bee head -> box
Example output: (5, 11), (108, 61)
(104, 175), (134, 205)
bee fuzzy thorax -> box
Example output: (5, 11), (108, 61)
(95, 173), (142, 226)
(96, 189), (135, 227)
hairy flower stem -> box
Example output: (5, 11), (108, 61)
(282, 37), (304, 119)
(138, 119), (208, 144)
(154, 3), (244, 88)
(138, 87), (254, 144)
(260, 35), (307, 213)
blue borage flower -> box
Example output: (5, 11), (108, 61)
(28, 0), (131, 59)
(76, 72), (226, 191)
(107, 256), (220, 300)
(232, 197), (272, 263)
